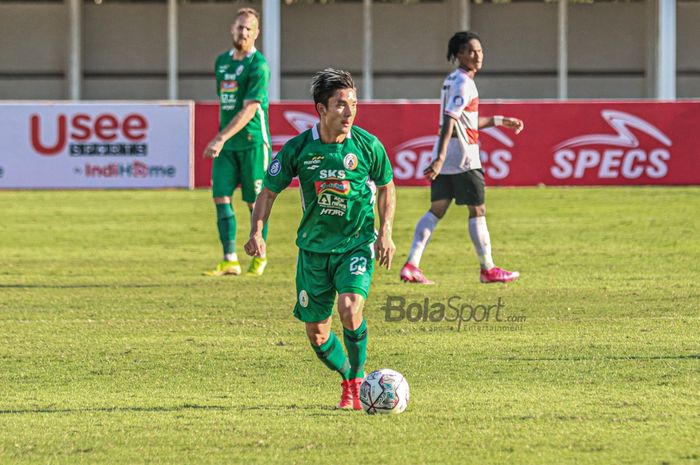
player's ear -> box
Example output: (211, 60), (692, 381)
(316, 102), (327, 117)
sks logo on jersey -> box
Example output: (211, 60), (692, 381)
(551, 110), (672, 180)
(392, 127), (514, 182)
(30, 113), (148, 157)
(80, 161), (176, 178)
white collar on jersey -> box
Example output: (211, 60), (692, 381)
(312, 123), (353, 141)
(229, 47), (257, 58)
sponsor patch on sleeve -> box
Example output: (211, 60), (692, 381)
(268, 158), (281, 176)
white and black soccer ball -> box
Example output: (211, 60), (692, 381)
(359, 368), (409, 414)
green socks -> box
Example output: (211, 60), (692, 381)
(312, 332), (351, 380)
(216, 203), (236, 256)
(343, 319), (368, 379)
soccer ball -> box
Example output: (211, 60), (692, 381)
(359, 368), (409, 414)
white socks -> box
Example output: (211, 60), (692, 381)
(407, 211), (440, 266)
(468, 216), (494, 270)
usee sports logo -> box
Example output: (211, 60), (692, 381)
(551, 110), (671, 180)
(30, 113), (148, 157)
(392, 127), (514, 182)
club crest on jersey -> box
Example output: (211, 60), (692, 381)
(268, 158), (281, 176)
(236, 65), (244, 76)
(343, 153), (359, 171)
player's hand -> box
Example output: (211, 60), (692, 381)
(423, 158), (444, 181)
(375, 232), (396, 270)
(503, 117), (524, 135)
(244, 233), (266, 257)
(203, 137), (224, 158)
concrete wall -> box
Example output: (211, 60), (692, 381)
(0, 1), (698, 100)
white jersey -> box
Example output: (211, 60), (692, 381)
(434, 67), (481, 174)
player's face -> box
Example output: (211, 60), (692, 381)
(318, 88), (358, 137)
(230, 14), (259, 53)
(457, 39), (483, 73)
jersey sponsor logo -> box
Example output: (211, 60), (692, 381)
(268, 158), (281, 176)
(30, 113), (148, 157)
(220, 80), (238, 93)
(315, 179), (350, 196)
(319, 208), (345, 216)
(303, 155), (324, 171)
(299, 290), (309, 308)
(343, 153), (359, 171)
(319, 169), (346, 179)
(550, 110), (672, 180)
(217, 65), (229, 74)
(349, 256), (368, 276)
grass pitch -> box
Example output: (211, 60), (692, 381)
(1, 187), (698, 465)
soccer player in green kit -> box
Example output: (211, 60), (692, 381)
(203, 7), (271, 277)
(244, 69), (397, 410)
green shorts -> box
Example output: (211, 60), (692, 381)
(293, 242), (376, 323)
(211, 145), (270, 202)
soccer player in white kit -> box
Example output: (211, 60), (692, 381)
(400, 31), (524, 284)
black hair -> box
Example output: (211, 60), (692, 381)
(310, 68), (356, 107)
(447, 31), (481, 63)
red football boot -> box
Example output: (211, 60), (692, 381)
(337, 378), (364, 410)
(400, 262), (434, 285)
(480, 266), (520, 283)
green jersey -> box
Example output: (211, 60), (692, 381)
(215, 48), (271, 150)
(265, 125), (393, 254)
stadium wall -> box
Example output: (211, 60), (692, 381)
(1, 1), (700, 100)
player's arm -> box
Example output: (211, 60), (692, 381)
(375, 180), (397, 270)
(203, 100), (261, 158)
(244, 187), (278, 257)
(478, 115), (524, 134)
(424, 114), (456, 181)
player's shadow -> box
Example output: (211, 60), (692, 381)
(0, 284), (163, 289)
(502, 354), (700, 362)
(0, 403), (337, 416)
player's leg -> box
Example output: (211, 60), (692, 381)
(294, 250), (352, 407)
(239, 145), (269, 275)
(401, 175), (453, 284)
(458, 169), (519, 283)
(204, 150), (241, 276)
(333, 243), (375, 410)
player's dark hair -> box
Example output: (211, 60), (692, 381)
(310, 68), (356, 107)
(235, 7), (260, 23)
(447, 31), (481, 63)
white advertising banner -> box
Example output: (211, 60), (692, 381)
(0, 102), (193, 189)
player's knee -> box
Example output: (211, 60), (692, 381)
(338, 294), (364, 326)
(429, 207), (446, 219)
(306, 325), (330, 347)
(213, 196), (230, 204)
(469, 204), (486, 217)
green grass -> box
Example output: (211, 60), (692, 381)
(1, 187), (698, 465)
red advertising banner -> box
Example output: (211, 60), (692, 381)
(195, 101), (700, 188)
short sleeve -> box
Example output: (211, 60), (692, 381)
(244, 60), (269, 103)
(369, 138), (393, 187)
(444, 77), (475, 119)
(264, 143), (296, 193)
